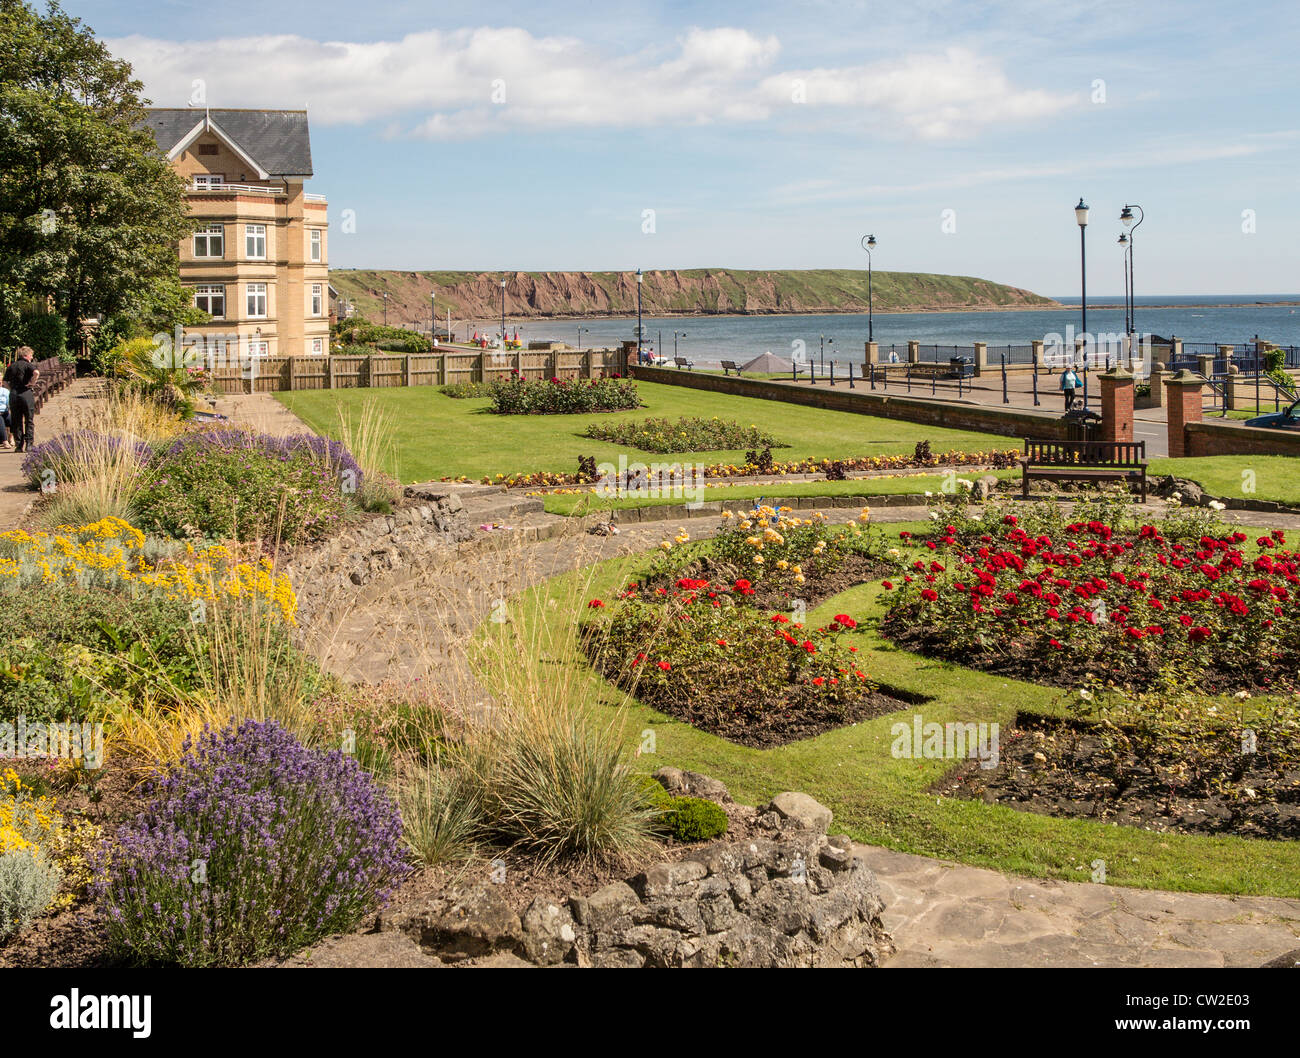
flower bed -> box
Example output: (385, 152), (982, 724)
(879, 500), (1299, 694)
(487, 372), (639, 415)
(584, 582), (888, 746)
(582, 416), (786, 454)
(446, 447), (1021, 488)
(582, 505), (905, 746)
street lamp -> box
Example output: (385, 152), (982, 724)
(635, 268), (643, 362)
(1117, 234), (1131, 335)
(577, 325), (588, 351)
(1119, 204), (1144, 337)
(500, 273), (507, 350)
(1075, 199), (1089, 365)
(382, 291), (389, 326)
(860, 234), (876, 342)
(430, 289), (436, 342)
(674, 330), (686, 357)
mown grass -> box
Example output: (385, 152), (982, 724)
(538, 470), (1021, 515)
(479, 520), (1300, 897)
(275, 381), (1016, 483)
(1151, 455), (1300, 507)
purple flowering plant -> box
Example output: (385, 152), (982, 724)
(92, 719), (410, 966)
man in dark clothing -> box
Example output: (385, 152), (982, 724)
(2, 346), (39, 453)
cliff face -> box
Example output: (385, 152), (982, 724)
(329, 268), (1057, 326)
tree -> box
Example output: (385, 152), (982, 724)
(0, 0), (191, 345)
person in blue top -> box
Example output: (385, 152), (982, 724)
(0, 376), (9, 448)
(1060, 365), (1082, 411)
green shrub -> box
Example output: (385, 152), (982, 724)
(660, 796), (728, 842)
(440, 380), (495, 399)
(585, 416), (786, 454)
(488, 373), (640, 415)
(0, 850), (62, 940)
(20, 312), (68, 361)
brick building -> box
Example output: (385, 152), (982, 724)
(142, 108), (329, 357)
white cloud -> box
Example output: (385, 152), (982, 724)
(110, 27), (1072, 140)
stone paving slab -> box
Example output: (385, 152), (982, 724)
(855, 845), (1300, 968)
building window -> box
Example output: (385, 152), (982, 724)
(246, 282), (267, 318)
(193, 284), (225, 319)
(245, 224), (267, 259)
(311, 283), (323, 317)
(193, 223), (224, 258)
(198, 144), (219, 156)
(311, 338), (323, 355)
(192, 173), (225, 189)
(310, 229), (322, 262)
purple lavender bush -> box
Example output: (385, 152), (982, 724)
(92, 719), (409, 966)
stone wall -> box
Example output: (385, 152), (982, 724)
(629, 364), (1067, 441)
(286, 485), (475, 628)
(1184, 420), (1300, 458)
(377, 783), (892, 969)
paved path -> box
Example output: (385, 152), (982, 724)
(856, 845), (1300, 967)
(0, 377), (102, 529)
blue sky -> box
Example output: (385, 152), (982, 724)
(64, 0), (1300, 296)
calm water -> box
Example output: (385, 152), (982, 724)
(492, 295), (1300, 366)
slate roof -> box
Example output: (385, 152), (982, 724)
(142, 109), (313, 177)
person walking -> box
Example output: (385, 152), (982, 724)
(0, 379), (10, 449)
(1060, 364), (1081, 412)
(3, 346), (39, 452)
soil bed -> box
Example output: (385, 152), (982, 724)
(935, 713), (1300, 841)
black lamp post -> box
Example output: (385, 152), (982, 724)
(577, 325), (588, 351)
(1117, 234), (1131, 335)
(1074, 199), (1089, 364)
(430, 289), (436, 341)
(635, 268), (643, 362)
(860, 234), (876, 342)
(1119, 204), (1144, 337)
(674, 330), (686, 357)
(382, 291), (389, 326)
(499, 273), (507, 350)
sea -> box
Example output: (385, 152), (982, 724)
(489, 295), (1300, 367)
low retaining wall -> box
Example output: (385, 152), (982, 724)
(1185, 420), (1300, 458)
(630, 365), (1066, 442)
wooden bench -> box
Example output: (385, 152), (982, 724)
(24, 358), (75, 412)
(674, 356), (694, 371)
(721, 360), (741, 376)
(1021, 439), (1147, 502)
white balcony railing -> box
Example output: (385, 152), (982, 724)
(188, 181), (285, 195)
(304, 193), (327, 202)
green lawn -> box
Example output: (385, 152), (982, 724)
(539, 469), (1021, 515)
(483, 523), (1300, 897)
(275, 381), (1016, 483)
(1151, 455), (1300, 507)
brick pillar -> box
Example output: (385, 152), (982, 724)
(973, 342), (988, 378)
(1165, 369), (1203, 459)
(864, 341), (879, 363)
(907, 340), (920, 363)
(1196, 353), (1214, 378)
(1099, 366), (1134, 444)
(1031, 339), (1045, 374)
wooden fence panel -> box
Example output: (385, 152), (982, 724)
(249, 357), (291, 393)
(291, 356), (329, 390)
(369, 354), (406, 388)
(407, 355), (441, 387)
(329, 355), (368, 389)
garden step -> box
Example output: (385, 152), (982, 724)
(458, 493), (546, 524)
